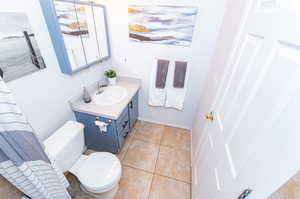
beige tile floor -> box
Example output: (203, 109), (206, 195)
(67, 120), (191, 199)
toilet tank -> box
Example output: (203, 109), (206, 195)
(43, 121), (85, 172)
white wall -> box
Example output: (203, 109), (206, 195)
(101, 0), (227, 129)
(2, 0), (227, 141)
(3, 0), (112, 141)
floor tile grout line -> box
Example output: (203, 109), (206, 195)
(129, 137), (160, 147)
(155, 145), (191, 182)
(159, 125), (192, 199)
(156, 127), (192, 183)
(132, 121), (165, 145)
(121, 121), (192, 198)
(159, 143), (191, 152)
(129, 121), (190, 150)
(122, 164), (191, 184)
(119, 164), (154, 199)
(132, 136), (161, 145)
(119, 137), (132, 161)
(155, 173), (191, 185)
(146, 173), (155, 199)
(159, 126), (191, 151)
(120, 121), (140, 161)
(120, 165), (191, 184)
(121, 121), (162, 199)
(154, 171), (191, 184)
(146, 125), (165, 199)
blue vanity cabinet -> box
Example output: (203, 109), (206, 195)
(74, 112), (119, 153)
(73, 92), (138, 154)
(129, 92), (139, 130)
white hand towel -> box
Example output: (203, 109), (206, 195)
(165, 61), (189, 110)
(149, 58), (168, 107)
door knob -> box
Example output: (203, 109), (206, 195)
(237, 189), (252, 199)
(205, 112), (214, 121)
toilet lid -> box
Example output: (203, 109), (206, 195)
(76, 152), (121, 191)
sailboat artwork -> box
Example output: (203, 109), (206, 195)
(128, 5), (198, 46)
(0, 12), (46, 82)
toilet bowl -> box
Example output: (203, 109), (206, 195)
(70, 152), (121, 199)
(44, 121), (122, 199)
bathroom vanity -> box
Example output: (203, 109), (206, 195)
(69, 77), (140, 154)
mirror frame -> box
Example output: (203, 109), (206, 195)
(39, 0), (111, 74)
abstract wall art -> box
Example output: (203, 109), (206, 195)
(0, 12), (46, 82)
(128, 5), (198, 46)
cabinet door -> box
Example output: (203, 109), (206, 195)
(116, 107), (129, 152)
(129, 91), (139, 129)
(74, 112), (119, 153)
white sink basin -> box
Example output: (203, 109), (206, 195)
(92, 85), (128, 106)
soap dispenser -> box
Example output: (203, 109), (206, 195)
(83, 87), (91, 103)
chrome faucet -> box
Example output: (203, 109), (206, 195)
(97, 81), (108, 95)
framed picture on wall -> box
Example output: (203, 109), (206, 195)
(0, 12), (46, 82)
(128, 5), (198, 46)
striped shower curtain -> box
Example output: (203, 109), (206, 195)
(0, 77), (71, 199)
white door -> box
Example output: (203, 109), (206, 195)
(192, 0), (252, 197)
(191, 0), (250, 165)
(192, 0), (300, 198)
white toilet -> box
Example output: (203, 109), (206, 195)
(43, 121), (122, 199)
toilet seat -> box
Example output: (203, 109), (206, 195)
(70, 152), (122, 193)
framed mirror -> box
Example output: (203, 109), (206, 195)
(39, 0), (110, 74)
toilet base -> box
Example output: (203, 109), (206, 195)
(80, 184), (119, 199)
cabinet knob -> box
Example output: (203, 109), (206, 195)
(130, 101), (133, 109)
(122, 120), (128, 129)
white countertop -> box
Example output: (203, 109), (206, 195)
(70, 77), (140, 120)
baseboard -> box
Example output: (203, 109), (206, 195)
(138, 117), (191, 130)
